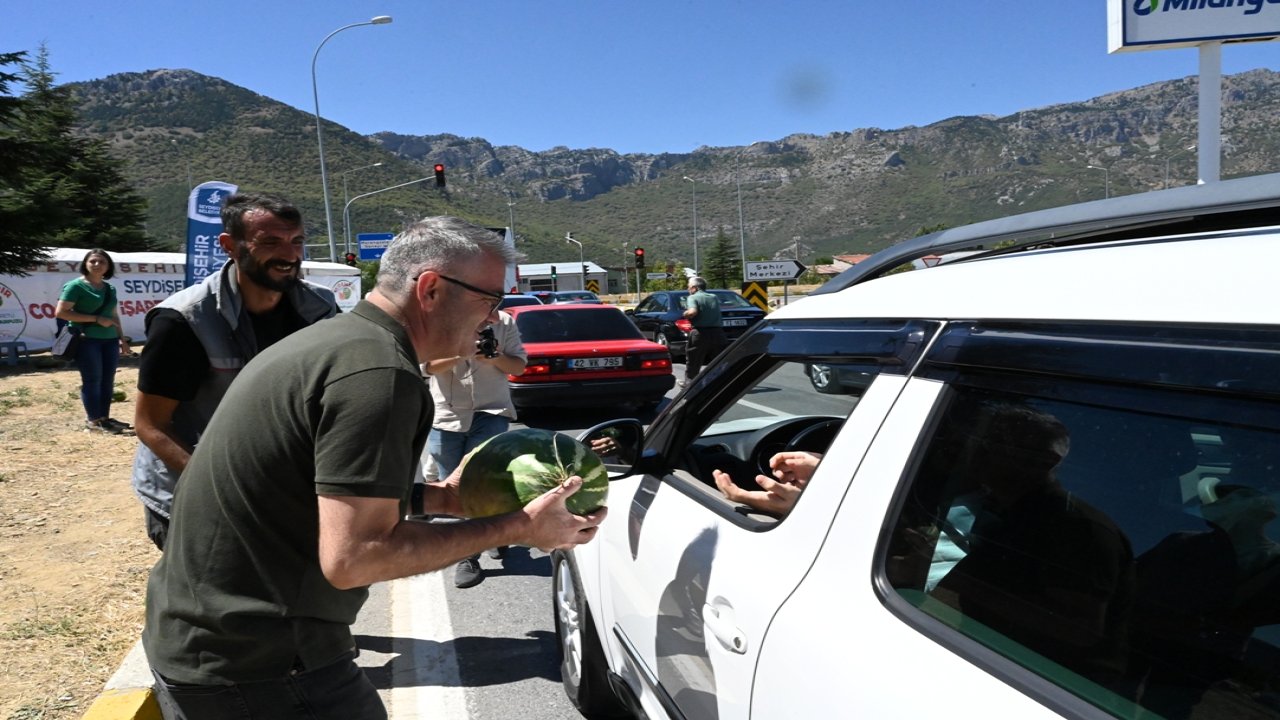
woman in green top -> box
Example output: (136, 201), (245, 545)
(55, 248), (133, 434)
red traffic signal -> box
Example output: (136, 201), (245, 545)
(433, 163), (446, 188)
(344, 252), (358, 267)
(634, 247), (645, 268)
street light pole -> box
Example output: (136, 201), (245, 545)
(1087, 164), (1110, 199)
(343, 175), (433, 258)
(1163, 144), (1197, 190)
(682, 176), (699, 272)
(565, 232), (585, 291)
(507, 201), (517, 240)
(735, 174), (747, 284)
(339, 161), (384, 255)
(312, 15), (393, 262)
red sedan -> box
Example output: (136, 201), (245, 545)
(505, 304), (674, 412)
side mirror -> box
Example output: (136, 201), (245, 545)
(577, 419), (644, 473)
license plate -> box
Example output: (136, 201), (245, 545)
(569, 356), (623, 369)
(724, 318), (748, 327)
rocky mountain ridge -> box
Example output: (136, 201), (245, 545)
(68, 67), (1280, 266)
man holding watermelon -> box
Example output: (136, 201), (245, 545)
(142, 216), (606, 720)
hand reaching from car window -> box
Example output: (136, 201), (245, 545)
(713, 451), (823, 517)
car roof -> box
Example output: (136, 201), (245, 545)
(814, 171), (1280, 294)
(778, 224), (1280, 326)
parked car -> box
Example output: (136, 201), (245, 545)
(497, 294), (543, 311)
(551, 173), (1280, 720)
(505, 304), (673, 414)
(626, 289), (765, 359)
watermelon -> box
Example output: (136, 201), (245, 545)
(458, 428), (608, 517)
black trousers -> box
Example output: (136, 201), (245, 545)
(685, 326), (728, 381)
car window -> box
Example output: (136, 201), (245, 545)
(515, 309), (643, 343)
(652, 320), (937, 527)
(883, 379), (1280, 719)
(709, 291), (753, 308)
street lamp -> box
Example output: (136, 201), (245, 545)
(338, 161), (384, 254)
(1164, 144), (1197, 189)
(312, 15), (393, 261)
(1087, 164), (1111, 199)
(342, 175), (432, 259)
(565, 232), (585, 290)
(507, 201), (517, 240)
(682, 176), (699, 272)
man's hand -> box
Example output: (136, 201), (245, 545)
(521, 476), (608, 551)
(769, 451), (821, 487)
(713, 469), (804, 516)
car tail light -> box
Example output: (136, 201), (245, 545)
(675, 318), (692, 334)
(640, 356), (671, 371)
(515, 361), (552, 380)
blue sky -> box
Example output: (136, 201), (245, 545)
(6, 1), (1279, 155)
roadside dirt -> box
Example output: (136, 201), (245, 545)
(0, 353), (157, 720)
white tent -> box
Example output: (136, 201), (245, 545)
(0, 249), (360, 352)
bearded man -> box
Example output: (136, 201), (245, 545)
(131, 192), (339, 550)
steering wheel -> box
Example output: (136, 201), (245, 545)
(785, 418), (842, 456)
(748, 416), (842, 477)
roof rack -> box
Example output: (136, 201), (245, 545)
(811, 172), (1280, 296)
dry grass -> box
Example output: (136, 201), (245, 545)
(0, 356), (158, 720)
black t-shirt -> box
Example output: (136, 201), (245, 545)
(138, 300), (304, 400)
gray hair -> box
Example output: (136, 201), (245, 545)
(689, 276), (707, 291)
(376, 217), (522, 296)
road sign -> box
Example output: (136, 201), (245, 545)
(745, 260), (806, 281)
(740, 282), (769, 311)
(357, 232), (395, 261)
(586, 279), (600, 294)
(646, 272), (670, 280)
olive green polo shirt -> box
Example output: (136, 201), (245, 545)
(143, 300), (433, 684)
(686, 290), (722, 329)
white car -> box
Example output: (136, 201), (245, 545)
(553, 172), (1280, 720)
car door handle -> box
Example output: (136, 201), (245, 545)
(702, 602), (748, 654)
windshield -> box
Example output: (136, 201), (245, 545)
(516, 309), (644, 343)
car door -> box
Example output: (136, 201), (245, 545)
(593, 320), (937, 719)
(630, 294), (667, 340)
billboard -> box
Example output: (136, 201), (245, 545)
(1109, 0), (1280, 52)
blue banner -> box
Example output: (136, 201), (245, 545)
(184, 181), (238, 287)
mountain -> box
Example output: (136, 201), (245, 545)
(69, 68), (1280, 269)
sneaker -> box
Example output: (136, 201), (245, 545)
(85, 419), (123, 435)
(486, 546), (507, 560)
(103, 417), (133, 433)
(454, 555), (483, 588)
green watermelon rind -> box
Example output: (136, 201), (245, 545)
(458, 429), (608, 518)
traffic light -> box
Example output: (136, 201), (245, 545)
(550, 265), (557, 280)
(634, 247), (645, 268)
(582, 263), (589, 277)
(433, 163), (446, 188)
(344, 252), (358, 267)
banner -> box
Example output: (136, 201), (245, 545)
(185, 181), (238, 288)
(0, 249), (360, 351)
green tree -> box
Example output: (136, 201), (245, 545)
(0, 50), (52, 275)
(701, 225), (741, 289)
(0, 46), (150, 275)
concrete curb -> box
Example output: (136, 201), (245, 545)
(81, 640), (161, 720)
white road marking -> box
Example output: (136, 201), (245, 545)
(389, 572), (469, 719)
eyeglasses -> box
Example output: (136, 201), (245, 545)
(413, 271), (504, 311)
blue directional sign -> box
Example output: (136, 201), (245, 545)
(357, 232), (395, 261)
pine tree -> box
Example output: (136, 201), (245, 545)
(0, 50), (53, 275)
(0, 46), (150, 276)
(702, 225), (742, 289)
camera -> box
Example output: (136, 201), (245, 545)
(476, 327), (499, 359)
